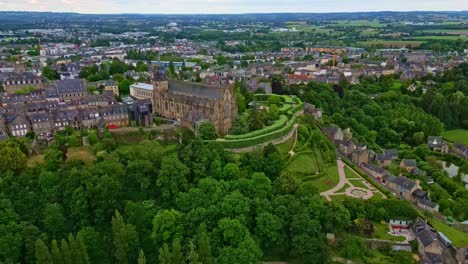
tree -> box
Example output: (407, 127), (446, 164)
(197, 223), (212, 264)
(42, 65), (59, 80)
(112, 210), (139, 264)
(137, 250), (146, 264)
(321, 201), (351, 233)
(61, 239), (72, 264)
(171, 238), (184, 264)
(255, 212), (285, 250)
(43, 203), (66, 238)
(188, 242), (201, 264)
(0, 140), (27, 173)
(118, 79), (133, 95)
(198, 122), (218, 140)
(157, 155), (189, 205)
(158, 244), (172, 264)
(152, 209), (183, 248)
(51, 240), (64, 264)
(35, 239), (52, 264)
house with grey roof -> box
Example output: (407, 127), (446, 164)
(428, 136), (449, 153)
(56, 79), (88, 102)
(400, 159), (417, 172)
(413, 222), (443, 264)
(388, 175), (418, 200)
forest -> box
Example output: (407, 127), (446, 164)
(0, 118), (419, 264)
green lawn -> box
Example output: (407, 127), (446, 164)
(276, 135), (295, 156)
(392, 80), (404, 89)
(287, 152), (318, 175)
(442, 129), (468, 145)
(349, 179), (369, 189)
(373, 222), (406, 242)
(429, 219), (468, 247)
(310, 163), (341, 192)
(344, 166), (359, 179)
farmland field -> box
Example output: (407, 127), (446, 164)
(358, 40), (424, 48)
(442, 129), (468, 145)
(414, 36), (467, 41)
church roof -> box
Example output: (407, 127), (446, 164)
(168, 80), (223, 99)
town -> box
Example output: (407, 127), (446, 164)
(0, 10), (467, 264)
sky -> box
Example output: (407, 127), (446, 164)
(1, 0), (467, 14)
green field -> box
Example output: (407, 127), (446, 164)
(418, 29), (468, 35)
(414, 36), (467, 41)
(372, 223), (405, 242)
(276, 135), (295, 156)
(442, 129), (468, 145)
(358, 40), (424, 48)
(344, 166), (359, 179)
(429, 219), (468, 247)
(372, 222), (406, 242)
(333, 19), (383, 28)
(287, 152), (319, 175)
(392, 80), (404, 89)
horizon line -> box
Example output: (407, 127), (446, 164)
(1, 10), (468, 16)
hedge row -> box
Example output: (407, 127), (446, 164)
(287, 103), (304, 117)
(224, 115), (289, 140)
(279, 104), (293, 114)
(211, 116), (297, 149)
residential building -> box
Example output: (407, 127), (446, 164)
(56, 79), (88, 102)
(452, 144), (468, 160)
(400, 159), (417, 172)
(130, 82), (154, 100)
(388, 176), (417, 200)
(427, 136), (449, 153)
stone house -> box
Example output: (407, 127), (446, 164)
(29, 112), (53, 139)
(56, 79), (88, 102)
(417, 199), (439, 213)
(414, 223), (443, 264)
(351, 145), (369, 165)
(326, 126), (343, 143)
(452, 144), (468, 160)
(400, 159), (417, 172)
(427, 136), (449, 153)
(6, 113), (31, 137)
(339, 139), (356, 156)
(375, 149), (398, 167)
(388, 176), (417, 200)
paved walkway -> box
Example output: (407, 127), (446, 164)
(321, 159), (347, 201)
(320, 159), (377, 201)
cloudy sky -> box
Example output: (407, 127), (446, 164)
(1, 0), (467, 14)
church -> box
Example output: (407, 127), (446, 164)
(151, 67), (237, 135)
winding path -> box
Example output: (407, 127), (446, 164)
(321, 159), (347, 201)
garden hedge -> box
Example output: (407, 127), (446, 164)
(224, 115), (289, 140)
(209, 116), (297, 149)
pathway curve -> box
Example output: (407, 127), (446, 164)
(320, 159), (377, 201)
(321, 159), (347, 201)
(288, 126), (299, 158)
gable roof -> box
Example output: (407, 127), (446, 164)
(391, 176), (416, 190)
(168, 80), (223, 99)
(56, 79), (87, 94)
